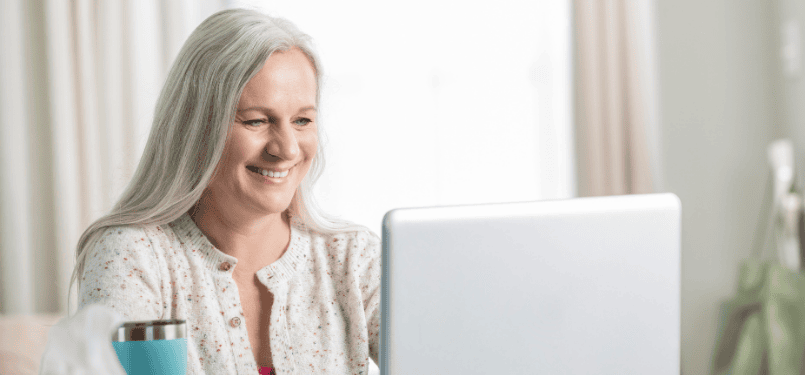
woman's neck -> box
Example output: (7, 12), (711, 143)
(188, 191), (291, 271)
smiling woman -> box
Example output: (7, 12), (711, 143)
(69, 8), (379, 374)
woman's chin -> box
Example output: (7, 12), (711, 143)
(248, 198), (293, 217)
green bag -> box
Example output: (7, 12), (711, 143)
(710, 260), (805, 375)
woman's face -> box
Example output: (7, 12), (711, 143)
(206, 47), (318, 217)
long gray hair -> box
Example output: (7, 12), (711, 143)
(69, 8), (365, 316)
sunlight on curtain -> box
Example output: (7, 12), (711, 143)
(229, 0), (574, 235)
(0, 0), (35, 314)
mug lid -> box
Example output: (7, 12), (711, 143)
(112, 319), (186, 342)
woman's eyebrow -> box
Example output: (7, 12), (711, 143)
(236, 106), (317, 113)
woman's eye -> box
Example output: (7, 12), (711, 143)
(243, 119), (266, 127)
(294, 118), (312, 126)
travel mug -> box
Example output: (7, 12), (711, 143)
(111, 319), (187, 375)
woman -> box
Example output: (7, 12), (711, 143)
(70, 9), (380, 375)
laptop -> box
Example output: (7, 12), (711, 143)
(380, 193), (680, 374)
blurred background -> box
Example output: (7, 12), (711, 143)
(0, 0), (797, 374)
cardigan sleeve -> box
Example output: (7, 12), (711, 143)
(77, 225), (165, 321)
(359, 231), (382, 366)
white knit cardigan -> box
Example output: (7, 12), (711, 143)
(78, 213), (381, 375)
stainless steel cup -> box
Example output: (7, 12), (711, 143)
(111, 319), (187, 375)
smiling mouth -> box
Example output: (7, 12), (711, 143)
(246, 166), (290, 178)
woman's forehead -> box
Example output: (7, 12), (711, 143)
(238, 49), (317, 110)
(250, 48), (315, 85)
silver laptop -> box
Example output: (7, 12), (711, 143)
(380, 193), (680, 374)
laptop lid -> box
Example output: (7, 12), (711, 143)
(380, 193), (680, 374)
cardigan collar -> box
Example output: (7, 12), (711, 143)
(168, 212), (310, 287)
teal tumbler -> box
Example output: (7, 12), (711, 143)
(111, 319), (187, 375)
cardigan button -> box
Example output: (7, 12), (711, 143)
(219, 262), (231, 271)
(230, 316), (241, 328)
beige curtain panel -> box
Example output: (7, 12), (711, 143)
(574, 0), (655, 197)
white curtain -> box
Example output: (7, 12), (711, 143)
(574, 0), (660, 196)
(0, 0), (224, 315)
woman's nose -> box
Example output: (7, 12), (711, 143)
(266, 121), (299, 160)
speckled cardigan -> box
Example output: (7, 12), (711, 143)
(78, 212), (381, 375)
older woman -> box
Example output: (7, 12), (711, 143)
(70, 9), (380, 375)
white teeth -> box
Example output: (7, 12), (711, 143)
(259, 169), (288, 178)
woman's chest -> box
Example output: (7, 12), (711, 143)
(234, 276), (275, 367)
(281, 278), (369, 371)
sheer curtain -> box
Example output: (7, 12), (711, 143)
(0, 0), (224, 315)
(574, 0), (660, 196)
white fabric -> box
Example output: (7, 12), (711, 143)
(0, 0), (34, 315)
(39, 304), (126, 375)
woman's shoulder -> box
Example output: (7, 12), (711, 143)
(82, 225), (155, 270)
(94, 222), (169, 245)
(80, 223), (167, 320)
(89, 221), (181, 259)
(303, 224), (380, 251)
(299, 223), (380, 284)
(330, 227), (379, 244)
(294, 219), (379, 261)
(94, 224), (151, 249)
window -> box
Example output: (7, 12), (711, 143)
(230, 0), (574, 235)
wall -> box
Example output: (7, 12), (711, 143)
(779, 0), (805, 168)
(655, 1), (783, 374)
